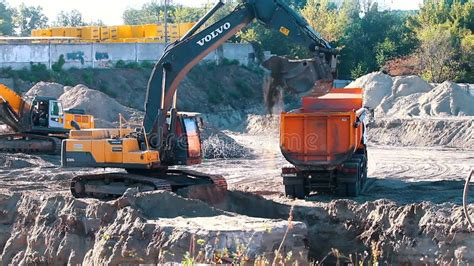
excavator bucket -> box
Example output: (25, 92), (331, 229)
(262, 55), (334, 113)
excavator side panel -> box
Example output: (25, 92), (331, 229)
(62, 137), (160, 169)
(64, 113), (95, 130)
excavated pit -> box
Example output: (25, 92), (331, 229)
(1, 188), (473, 264)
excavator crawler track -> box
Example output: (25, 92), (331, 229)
(0, 133), (62, 154)
(70, 170), (227, 200)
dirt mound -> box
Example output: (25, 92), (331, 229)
(416, 81), (474, 116)
(0, 191), (306, 265)
(376, 75), (433, 117)
(349, 73), (474, 118)
(25, 82), (65, 98)
(347, 72), (393, 109)
(307, 200), (473, 264)
(59, 84), (139, 124)
(367, 118), (474, 148)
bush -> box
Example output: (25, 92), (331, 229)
(140, 61), (154, 69)
(52, 55), (66, 73)
(28, 62), (51, 82)
(234, 78), (254, 98)
(115, 60), (126, 68)
(125, 61), (141, 69)
(221, 58), (240, 66)
(82, 70), (94, 86)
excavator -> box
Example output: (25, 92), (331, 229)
(0, 83), (94, 154)
(63, 0), (337, 198)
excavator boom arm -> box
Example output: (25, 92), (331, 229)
(143, 0), (335, 150)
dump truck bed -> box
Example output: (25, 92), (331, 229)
(280, 88), (365, 169)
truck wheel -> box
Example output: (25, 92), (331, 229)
(284, 184), (296, 199)
(293, 183), (306, 199)
(346, 180), (360, 197)
(284, 184), (306, 199)
(337, 158), (363, 197)
(283, 176), (307, 199)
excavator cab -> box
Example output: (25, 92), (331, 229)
(163, 113), (202, 166)
(31, 97), (64, 130)
(30, 97), (94, 133)
(30, 97), (66, 133)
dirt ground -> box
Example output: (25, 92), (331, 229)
(1, 133), (471, 204)
(0, 132), (473, 264)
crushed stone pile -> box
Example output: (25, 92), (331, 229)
(347, 72), (474, 118)
(200, 125), (252, 159)
(0, 191), (307, 265)
(25, 82), (65, 98)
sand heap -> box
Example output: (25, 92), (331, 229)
(368, 117), (474, 147)
(59, 84), (139, 126)
(25, 82), (65, 98)
(347, 72), (474, 118)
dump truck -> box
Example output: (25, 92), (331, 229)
(0, 83), (94, 154)
(280, 88), (368, 198)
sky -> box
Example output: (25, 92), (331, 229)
(6, 0), (424, 26)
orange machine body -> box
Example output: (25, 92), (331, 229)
(280, 88), (365, 169)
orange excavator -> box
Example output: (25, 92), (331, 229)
(62, 0), (337, 198)
(0, 84), (94, 154)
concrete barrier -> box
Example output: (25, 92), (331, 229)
(0, 42), (255, 70)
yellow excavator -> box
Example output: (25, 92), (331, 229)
(0, 83), (94, 154)
(63, 0), (337, 198)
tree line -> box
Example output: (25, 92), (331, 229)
(122, 0), (473, 82)
(0, 1), (102, 37)
(0, 0), (472, 82)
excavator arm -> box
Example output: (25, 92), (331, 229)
(144, 0), (336, 150)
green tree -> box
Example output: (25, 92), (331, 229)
(172, 6), (205, 23)
(408, 0), (474, 82)
(54, 9), (85, 27)
(337, 2), (417, 78)
(0, 0), (14, 35)
(418, 25), (460, 82)
(123, 2), (178, 25)
(13, 4), (48, 36)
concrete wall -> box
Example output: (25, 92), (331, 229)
(0, 42), (255, 70)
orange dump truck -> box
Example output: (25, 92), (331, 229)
(280, 88), (368, 198)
